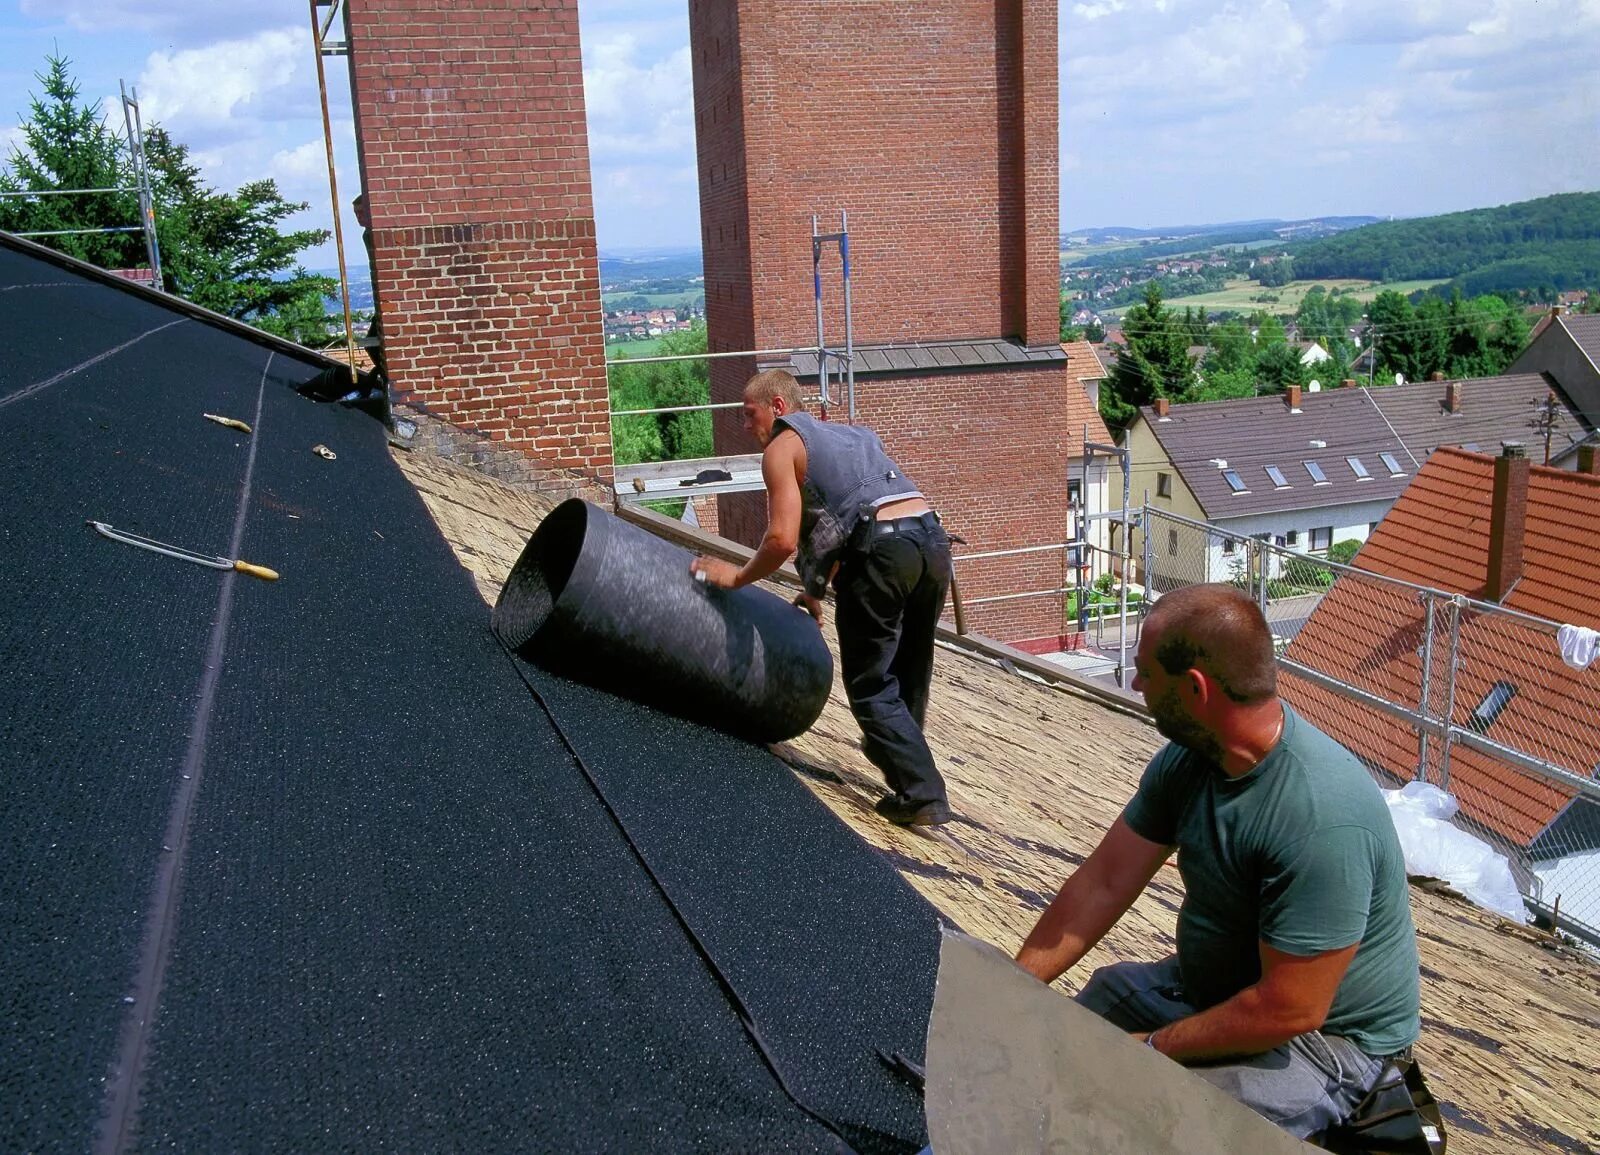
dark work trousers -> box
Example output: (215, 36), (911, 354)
(833, 517), (953, 805)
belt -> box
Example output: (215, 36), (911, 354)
(871, 510), (940, 537)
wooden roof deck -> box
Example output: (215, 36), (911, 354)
(395, 448), (1600, 1155)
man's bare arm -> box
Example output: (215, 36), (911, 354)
(691, 433), (804, 589)
(1015, 816), (1172, 984)
(1142, 940), (1359, 1060)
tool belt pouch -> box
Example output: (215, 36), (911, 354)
(798, 507), (851, 599)
(1319, 1059), (1446, 1155)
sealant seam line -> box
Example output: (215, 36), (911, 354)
(93, 350), (273, 1155)
(498, 642), (883, 1155)
(0, 317), (188, 411)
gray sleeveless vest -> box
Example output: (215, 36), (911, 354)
(775, 411), (922, 596)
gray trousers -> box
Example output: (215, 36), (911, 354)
(1075, 957), (1386, 1139)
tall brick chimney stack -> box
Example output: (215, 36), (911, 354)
(343, 0), (611, 494)
(691, 0), (1069, 643)
(1153, 397), (1171, 419)
(1485, 443), (1530, 603)
(1285, 384), (1302, 411)
(1577, 443), (1599, 475)
(1444, 381), (1463, 414)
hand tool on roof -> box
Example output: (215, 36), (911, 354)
(86, 521), (280, 581)
(202, 413), (253, 433)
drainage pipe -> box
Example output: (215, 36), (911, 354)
(492, 499), (834, 744)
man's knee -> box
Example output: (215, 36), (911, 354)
(1073, 958), (1184, 1030)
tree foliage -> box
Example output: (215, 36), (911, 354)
(1100, 282), (1196, 427)
(1, 53), (334, 344)
(608, 323), (713, 466)
(1288, 192), (1600, 293)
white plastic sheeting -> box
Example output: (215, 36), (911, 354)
(1383, 782), (1527, 924)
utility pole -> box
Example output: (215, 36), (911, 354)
(1534, 391), (1560, 465)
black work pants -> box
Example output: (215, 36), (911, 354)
(833, 517), (952, 805)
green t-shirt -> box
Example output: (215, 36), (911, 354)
(1123, 703), (1420, 1056)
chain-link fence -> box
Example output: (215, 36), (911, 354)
(1140, 506), (1600, 945)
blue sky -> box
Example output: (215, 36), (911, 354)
(2, 0), (1596, 267)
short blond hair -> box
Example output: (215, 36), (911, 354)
(745, 369), (805, 411)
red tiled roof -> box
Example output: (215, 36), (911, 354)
(1060, 341), (1112, 446)
(1283, 447), (1600, 849)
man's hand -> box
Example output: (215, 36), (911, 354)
(794, 592), (824, 625)
(690, 557), (742, 589)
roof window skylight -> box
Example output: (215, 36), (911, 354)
(1469, 681), (1517, 734)
(1304, 460), (1329, 484)
(1223, 470), (1248, 494)
(1378, 452), (1405, 476)
(1265, 465), (1290, 488)
(1347, 456), (1371, 479)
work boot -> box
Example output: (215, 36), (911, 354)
(874, 794), (952, 827)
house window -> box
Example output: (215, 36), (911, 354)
(1265, 465), (1290, 488)
(1221, 538), (1236, 555)
(1309, 526), (1332, 552)
(1157, 472), (1172, 498)
(1378, 452), (1405, 477)
(1304, 460), (1329, 484)
(1168, 529), (1179, 556)
(1222, 470), (1248, 494)
(1347, 456), (1371, 480)
(1068, 479), (1083, 509)
(1469, 681), (1517, 733)
(1286, 529), (1299, 546)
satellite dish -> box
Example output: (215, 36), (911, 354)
(1307, 380), (1321, 392)
(1394, 373), (1405, 386)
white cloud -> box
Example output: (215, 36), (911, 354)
(581, 37), (693, 155)
(1071, 1), (1127, 20)
(136, 29), (305, 136)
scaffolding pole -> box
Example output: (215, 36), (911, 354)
(309, 0), (359, 385)
(811, 212), (855, 421)
(119, 82), (162, 290)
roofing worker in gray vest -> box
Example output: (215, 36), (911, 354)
(1014, 584), (1421, 1139)
(690, 369), (955, 826)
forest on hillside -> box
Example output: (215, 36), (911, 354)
(1289, 192), (1600, 291)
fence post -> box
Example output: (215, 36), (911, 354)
(1254, 539), (1270, 616)
(1416, 591), (1435, 782)
(1141, 503), (1153, 597)
(1437, 596), (1464, 791)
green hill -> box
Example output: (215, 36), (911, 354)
(1289, 192), (1600, 293)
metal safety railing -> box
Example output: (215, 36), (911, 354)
(1138, 504), (1600, 945)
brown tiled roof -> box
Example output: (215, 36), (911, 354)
(1561, 312), (1600, 366)
(1059, 340), (1112, 446)
(1283, 447), (1600, 849)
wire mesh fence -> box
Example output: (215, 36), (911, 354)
(1141, 506), (1600, 945)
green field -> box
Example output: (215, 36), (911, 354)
(1099, 278), (1447, 319)
(600, 289), (705, 310)
(605, 337), (665, 359)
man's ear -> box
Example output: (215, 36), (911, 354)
(1184, 666), (1209, 705)
(770, 397), (788, 417)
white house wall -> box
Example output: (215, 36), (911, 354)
(1207, 498), (1397, 582)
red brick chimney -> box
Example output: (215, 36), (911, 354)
(1341, 378), (1358, 389)
(344, 0), (611, 494)
(1444, 381), (1463, 414)
(1285, 384), (1302, 411)
(692, 0), (1066, 644)
(1429, 371), (1446, 382)
(1485, 443), (1530, 603)
(1153, 397), (1171, 419)
(1578, 443), (1599, 475)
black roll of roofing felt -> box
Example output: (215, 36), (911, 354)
(493, 498), (833, 743)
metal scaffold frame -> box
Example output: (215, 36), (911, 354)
(1, 83), (163, 289)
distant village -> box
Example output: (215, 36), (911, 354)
(603, 305), (702, 342)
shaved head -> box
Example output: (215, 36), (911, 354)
(744, 369), (804, 411)
(1145, 584), (1277, 704)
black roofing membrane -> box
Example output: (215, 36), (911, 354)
(1, 238), (936, 1152)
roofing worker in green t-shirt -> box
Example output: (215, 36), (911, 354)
(1015, 583), (1421, 1140)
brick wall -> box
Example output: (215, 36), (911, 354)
(691, 0), (1067, 642)
(344, 0), (611, 487)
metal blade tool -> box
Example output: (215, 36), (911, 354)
(87, 520), (280, 581)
